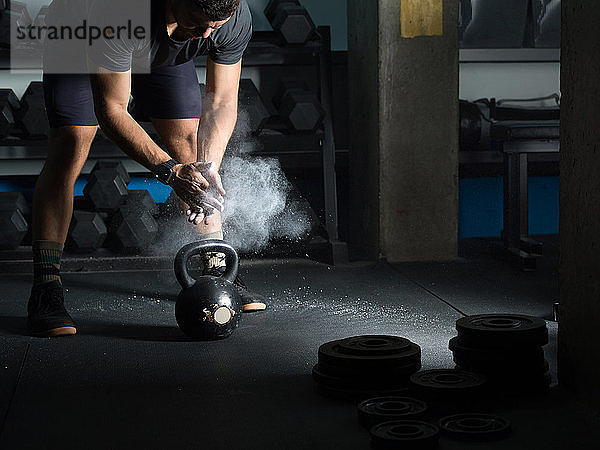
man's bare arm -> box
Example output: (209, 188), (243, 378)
(198, 57), (242, 169)
(184, 57), (241, 224)
(89, 67), (172, 168)
(88, 66), (221, 211)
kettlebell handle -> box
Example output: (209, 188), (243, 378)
(174, 240), (239, 289)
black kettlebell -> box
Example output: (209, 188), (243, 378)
(174, 240), (242, 340)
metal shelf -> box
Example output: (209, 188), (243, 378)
(459, 48), (560, 63)
(0, 130), (350, 176)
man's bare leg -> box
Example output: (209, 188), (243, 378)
(33, 126), (97, 242)
(28, 126), (97, 336)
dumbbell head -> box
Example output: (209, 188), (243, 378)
(91, 160), (130, 185)
(106, 189), (159, 252)
(273, 77), (309, 109)
(0, 102), (15, 138)
(16, 81), (49, 138)
(83, 169), (128, 211)
(158, 189), (184, 218)
(0, 209), (27, 250)
(0, 192), (29, 250)
(67, 210), (107, 252)
(270, 3), (316, 44)
(0, 1), (32, 48)
(264, 0), (300, 22)
(279, 89), (325, 132)
(0, 88), (20, 112)
(23, 81), (43, 99)
(108, 208), (158, 252)
(0, 191), (30, 217)
(121, 189), (158, 216)
(0, 87), (19, 138)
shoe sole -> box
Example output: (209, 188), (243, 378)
(242, 302), (266, 312)
(33, 326), (77, 337)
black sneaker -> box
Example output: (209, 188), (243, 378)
(27, 281), (77, 336)
(203, 266), (267, 312)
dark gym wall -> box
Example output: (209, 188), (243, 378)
(559, 0), (600, 423)
(347, 0), (459, 262)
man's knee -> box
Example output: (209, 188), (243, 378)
(50, 126), (97, 149)
(177, 132), (197, 163)
(169, 129), (197, 160)
(44, 126), (97, 176)
(152, 118), (198, 163)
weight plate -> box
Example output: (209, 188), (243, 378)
(317, 357), (421, 380)
(314, 381), (409, 401)
(449, 336), (545, 362)
(358, 397), (428, 428)
(337, 335), (412, 356)
(312, 364), (411, 391)
(456, 314), (548, 348)
(410, 369), (487, 400)
(439, 413), (511, 441)
(318, 336), (421, 369)
(370, 420), (440, 449)
(449, 337), (546, 374)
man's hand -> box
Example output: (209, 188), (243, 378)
(169, 162), (226, 224)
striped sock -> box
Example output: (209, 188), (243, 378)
(32, 240), (63, 287)
(199, 230), (226, 270)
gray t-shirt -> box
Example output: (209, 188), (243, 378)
(45, 0), (252, 73)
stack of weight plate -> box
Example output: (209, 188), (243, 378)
(409, 368), (488, 408)
(313, 335), (422, 400)
(450, 314), (551, 392)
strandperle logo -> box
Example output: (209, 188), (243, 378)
(16, 19), (147, 46)
(9, 1), (152, 73)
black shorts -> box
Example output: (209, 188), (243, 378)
(42, 60), (203, 128)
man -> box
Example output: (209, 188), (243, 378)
(27, 0), (266, 338)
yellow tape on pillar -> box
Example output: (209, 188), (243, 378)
(401, 0), (443, 38)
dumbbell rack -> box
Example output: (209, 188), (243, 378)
(0, 27), (348, 265)
(233, 27), (349, 264)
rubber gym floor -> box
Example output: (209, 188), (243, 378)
(1, 235), (598, 449)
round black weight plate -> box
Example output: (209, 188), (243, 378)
(439, 413), (511, 441)
(319, 336), (420, 369)
(370, 420), (440, 449)
(337, 335), (412, 356)
(410, 369), (487, 391)
(314, 381), (409, 401)
(410, 369), (487, 400)
(317, 357), (421, 380)
(312, 364), (412, 391)
(449, 337), (545, 365)
(456, 314), (548, 348)
(358, 397), (428, 428)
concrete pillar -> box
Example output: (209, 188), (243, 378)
(559, 0), (600, 421)
(347, 0), (459, 262)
